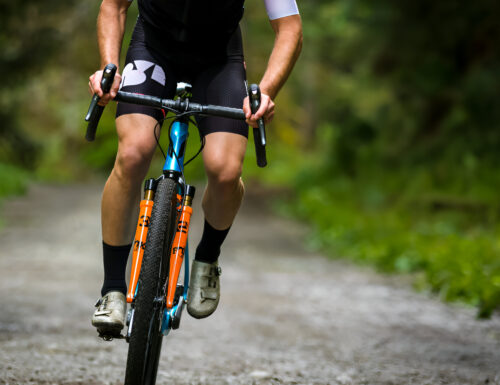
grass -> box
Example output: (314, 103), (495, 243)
(0, 163), (30, 198)
(274, 169), (500, 318)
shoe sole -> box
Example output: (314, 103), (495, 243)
(96, 325), (123, 337)
(92, 320), (124, 332)
(186, 302), (218, 319)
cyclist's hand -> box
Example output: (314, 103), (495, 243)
(243, 92), (275, 128)
(88, 69), (122, 106)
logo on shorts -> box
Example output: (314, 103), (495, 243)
(121, 60), (166, 88)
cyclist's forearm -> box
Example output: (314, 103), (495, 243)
(259, 15), (303, 100)
(97, 0), (130, 69)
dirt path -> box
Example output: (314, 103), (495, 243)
(0, 183), (499, 385)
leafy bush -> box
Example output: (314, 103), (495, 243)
(0, 163), (30, 198)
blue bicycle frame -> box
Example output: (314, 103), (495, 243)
(163, 120), (189, 174)
(160, 119), (190, 335)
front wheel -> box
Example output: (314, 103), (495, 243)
(124, 177), (178, 385)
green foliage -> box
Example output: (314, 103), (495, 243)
(0, 0), (80, 169)
(316, 0), (499, 177)
(280, 172), (500, 318)
(0, 163), (29, 198)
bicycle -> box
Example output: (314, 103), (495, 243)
(85, 63), (267, 385)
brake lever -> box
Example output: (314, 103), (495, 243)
(84, 63), (117, 141)
(248, 84), (267, 167)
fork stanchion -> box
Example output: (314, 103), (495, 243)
(127, 179), (156, 303)
(166, 185), (196, 310)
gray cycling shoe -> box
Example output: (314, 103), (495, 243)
(91, 291), (127, 335)
(187, 260), (222, 319)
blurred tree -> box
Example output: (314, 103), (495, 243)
(0, 0), (78, 168)
(289, 0), (500, 316)
(301, 0), (500, 186)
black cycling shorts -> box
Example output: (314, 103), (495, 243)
(116, 16), (248, 138)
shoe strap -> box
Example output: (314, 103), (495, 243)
(94, 310), (112, 316)
(200, 264), (221, 275)
(200, 289), (218, 301)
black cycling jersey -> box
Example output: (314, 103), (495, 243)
(137, 0), (245, 45)
(117, 0), (299, 136)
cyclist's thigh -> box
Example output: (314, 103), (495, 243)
(192, 58), (248, 138)
(194, 54), (248, 176)
(115, 114), (159, 158)
(116, 17), (177, 123)
(115, 18), (178, 155)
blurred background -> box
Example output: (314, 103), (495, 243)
(1, 0), (499, 317)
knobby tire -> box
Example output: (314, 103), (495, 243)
(124, 178), (178, 385)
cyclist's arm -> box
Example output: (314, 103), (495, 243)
(89, 0), (131, 102)
(245, 13), (303, 126)
(260, 15), (303, 100)
(98, 0), (131, 68)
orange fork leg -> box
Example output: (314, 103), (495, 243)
(166, 188), (195, 309)
(127, 182), (155, 303)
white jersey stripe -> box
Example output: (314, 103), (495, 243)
(264, 0), (299, 20)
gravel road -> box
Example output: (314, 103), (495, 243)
(1, 183), (499, 385)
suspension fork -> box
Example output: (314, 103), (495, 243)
(128, 117), (190, 304)
(166, 185), (195, 309)
(127, 178), (156, 303)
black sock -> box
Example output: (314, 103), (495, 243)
(195, 220), (230, 264)
(100, 242), (131, 296)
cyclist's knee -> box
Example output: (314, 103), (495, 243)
(113, 144), (153, 184)
(112, 114), (158, 184)
(205, 156), (243, 191)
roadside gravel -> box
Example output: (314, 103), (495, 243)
(1, 183), (499, 385)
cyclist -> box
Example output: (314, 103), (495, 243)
(90, 0), (302, 335)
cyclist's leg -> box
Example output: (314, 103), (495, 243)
(101, 113), (159, 247)
(186, 132), (246, 319)
(93, 114), (160, 334)
(99, 69), (174, 295)
(187, 33), (248, 318)
(191, 27), (248, 240)
(93, 17), (176, 332)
